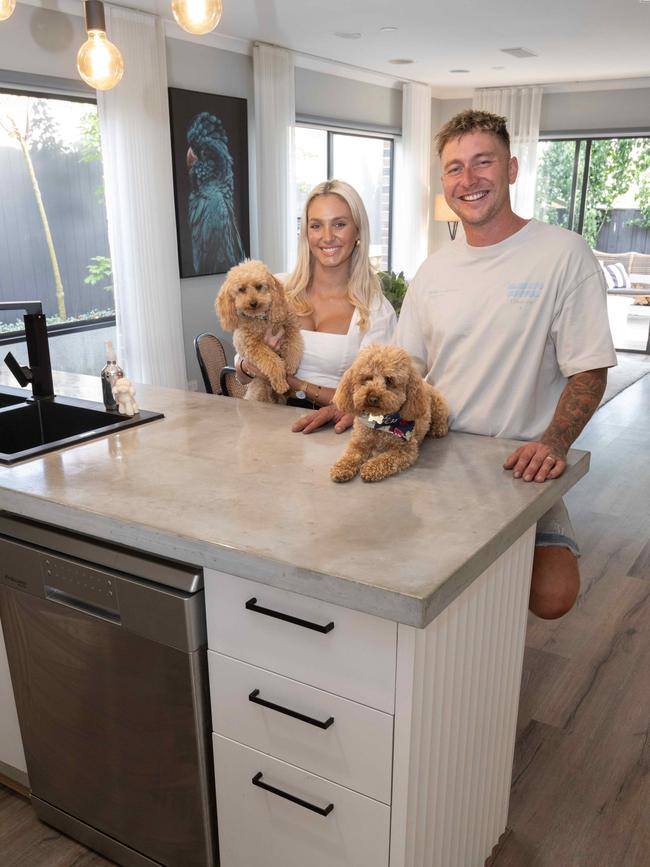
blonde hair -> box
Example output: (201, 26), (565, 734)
(285, 179), (382, 332)
(436, 109), (510, 157)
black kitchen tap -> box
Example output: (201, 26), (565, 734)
(0, 301), (55, 399)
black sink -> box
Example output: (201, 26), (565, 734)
(0, 395), (164, 464)
(0, 388), (28, 409)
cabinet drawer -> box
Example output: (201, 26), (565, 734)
(213, 733), (390, 867)
(205, 570), (396, 713)
(209, 651), (393, 804)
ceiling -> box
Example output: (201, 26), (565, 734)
(34, 0), (650, 96)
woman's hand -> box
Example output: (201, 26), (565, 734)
(292, 404), (354, 434)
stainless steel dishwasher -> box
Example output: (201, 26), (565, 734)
(0, 512), (218, 867)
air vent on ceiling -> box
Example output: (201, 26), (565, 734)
(499, 47), (538, 58)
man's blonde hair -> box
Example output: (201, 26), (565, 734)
(436, 109), (510, 157)
(285, 179), (381, 333)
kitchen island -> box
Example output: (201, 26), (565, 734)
(0, 371), (590, 867)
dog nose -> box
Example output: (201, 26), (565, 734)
(367, 393), (379, 406)
(249, 299), (258, 308)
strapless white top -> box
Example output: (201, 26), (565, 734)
(295, 296), (397, 388)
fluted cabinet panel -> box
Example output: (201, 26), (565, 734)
(390, 526), (535, 867)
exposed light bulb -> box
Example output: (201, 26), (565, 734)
(172, 0), (222, 35)
(77, 1), (124, 91)
(77, 30), (124, 90)
(0, 0), (16, 22)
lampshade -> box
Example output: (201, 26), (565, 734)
(433, 193), (459, 240)
(77, 0), (124, 91)
(0, 0), (16, 21)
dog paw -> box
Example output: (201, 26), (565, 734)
(330, 462), (358, 483)
(360, 463), (389, 483)
(272, 379), (291, 395)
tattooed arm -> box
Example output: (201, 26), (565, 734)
(503, 368), (608, 483)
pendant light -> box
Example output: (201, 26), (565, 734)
(0, 0), (16, 22)
(172, 0), (222, 36)
(77, 0), (124, 91)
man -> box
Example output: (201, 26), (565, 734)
(395, 109), (617, 619)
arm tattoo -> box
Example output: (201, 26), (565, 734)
(541, 368), (607, 455)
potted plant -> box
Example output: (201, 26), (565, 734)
(377, 270), (408, 315)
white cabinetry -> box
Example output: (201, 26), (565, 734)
(206, 525), (536, 867)
(0, 616), (27, 782)
(205, 570), (396, 867)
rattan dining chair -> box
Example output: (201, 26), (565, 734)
(194, 333), (227, 394)
(219, 366), (248, 398)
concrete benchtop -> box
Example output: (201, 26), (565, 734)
(0, 371), (589, 628)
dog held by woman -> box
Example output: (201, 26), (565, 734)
(216, 260), (303, 402)
(331, 344), (449, 483)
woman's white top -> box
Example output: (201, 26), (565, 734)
(295, 295), (397, 388)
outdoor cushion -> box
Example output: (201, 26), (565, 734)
(604, 261), (631, 289)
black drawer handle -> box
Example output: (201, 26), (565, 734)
(249, 689), (335, 730)
(252, 772), (334, 816)
(245, 597), (334, 634)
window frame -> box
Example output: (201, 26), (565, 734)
(0, 84), (116, 338)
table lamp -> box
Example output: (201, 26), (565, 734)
(434, 194), (459, 240)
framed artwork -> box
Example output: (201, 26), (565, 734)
(168, 88), (250, 278)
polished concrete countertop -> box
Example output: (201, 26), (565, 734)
(0, 371), (590, 627)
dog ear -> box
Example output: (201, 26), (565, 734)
(269, 275), (290, 321)
(215, 281), (238, 331)
(400, 364), (427, 421)
(333, 367), (356, 414)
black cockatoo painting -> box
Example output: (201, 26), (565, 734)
(186, 112), (245, 275)
(169, 88), (250, 278)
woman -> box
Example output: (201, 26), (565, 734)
(236, 179), (396, 432)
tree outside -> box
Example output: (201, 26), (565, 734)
(534, 137), (650, 249)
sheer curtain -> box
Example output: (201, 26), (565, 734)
(473, 86), (542, 218)
(253, 43), (295, 273)
(393, 82), (432, 279)
(97, 5), (186, 389)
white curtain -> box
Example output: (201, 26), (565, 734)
(393, 82), (432, 279)
(253, 43), (295, 273)
(473, 86), (542, 218)
(97, 5), (186, 389)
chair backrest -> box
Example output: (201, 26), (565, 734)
(220, 365), (248, 398)
(194, 333), (227, 394)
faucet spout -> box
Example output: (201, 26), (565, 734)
(0, 301), (54, 399)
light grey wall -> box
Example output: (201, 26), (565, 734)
(540, 87), (650, 135)
(295, 68), (402, 131)
(0, 4), (87, 83)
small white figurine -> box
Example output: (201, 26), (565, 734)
(112, 377), (139, 417)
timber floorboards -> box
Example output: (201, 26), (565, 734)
(0, 368), (649, 867)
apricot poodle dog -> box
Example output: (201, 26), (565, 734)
(331, 344), (449, 483)
(216, 260), (303, 403)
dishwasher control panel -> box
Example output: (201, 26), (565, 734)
(42, 555), (120, 618)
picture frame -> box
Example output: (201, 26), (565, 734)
(168, 87), (250, 278)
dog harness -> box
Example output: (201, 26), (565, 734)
(360, 412), (415, 441)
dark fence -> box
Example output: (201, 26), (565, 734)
(0, 144), (113, 327)
(596, 208), (650, 254)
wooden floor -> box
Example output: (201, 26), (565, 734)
(1, 364), (649, 867)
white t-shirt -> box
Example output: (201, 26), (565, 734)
(296, 295), (397, 388)
(395, 219), (617, 441)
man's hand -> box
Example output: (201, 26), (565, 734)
(291, 405), (354, 434)
(503, 440), (567, 482)
(504, 368), (607, 483)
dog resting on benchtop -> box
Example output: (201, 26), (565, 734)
(330, 344), (449, 483)
(216, 260), (303, 402)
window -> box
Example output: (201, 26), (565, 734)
(295, 125), (394, 271)
(535, 136), (650, 353)
(0, 89), (114, 374)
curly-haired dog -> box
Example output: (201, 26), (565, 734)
(331, 344), (449, 483)
(216, 260), (303, 403)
